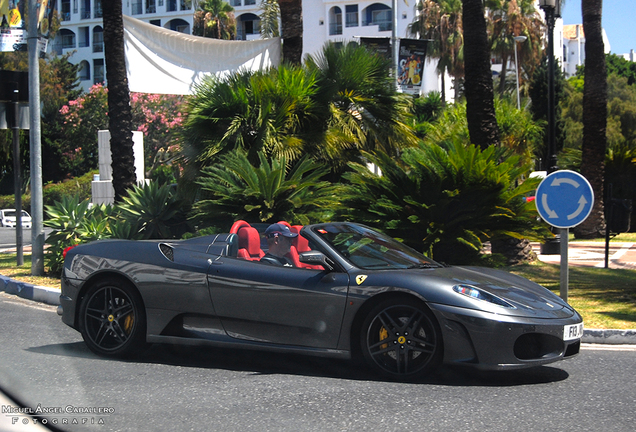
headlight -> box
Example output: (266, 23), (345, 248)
(452, 284), (515, 308)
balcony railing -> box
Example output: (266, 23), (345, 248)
(81, 8), (91, 19)
(362, 19), (392, 32)
(94, 8), (102, 18)
(329, 22), (342, 36)
(61, 12), (71, 21)
(146, 5), (156, 14)
(61, 36), (75, 49)
(93, 42), (104, 53)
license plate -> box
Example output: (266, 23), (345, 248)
(563, 323), (584, 341)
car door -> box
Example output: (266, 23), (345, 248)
(207, 257), (350, 349)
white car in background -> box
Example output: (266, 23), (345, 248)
(0, 209), (32, 229)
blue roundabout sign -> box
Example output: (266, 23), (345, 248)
(535, 170), (595, 229)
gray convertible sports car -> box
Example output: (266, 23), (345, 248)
(58, 221), (583, 380)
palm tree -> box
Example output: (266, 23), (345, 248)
(182, 66), (317, 171)
(102, 0), (136, 202)
(305, 43), (418, 167)
(408, 0), (464, 103)
(192, 151), (341, 227)
(487, 0), (544, 96)
(461, 0), (500, 149)
(182, 44), (417, 179)
(260, 0), (280, 38)
(277, 0), (303, 64)
(574, 0), (607, 238)
(193, 0), (236, 39)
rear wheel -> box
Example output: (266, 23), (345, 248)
(79, 279), (146, 357)
(360, 297), (442, 380)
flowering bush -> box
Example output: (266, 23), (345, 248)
(59, 86), (186, 181)
(130, 92), (186, 182)
(59, 84), (109, 177)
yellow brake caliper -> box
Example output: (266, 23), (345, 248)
(379, 327), (388, 350)
(123, 314), (135, 334)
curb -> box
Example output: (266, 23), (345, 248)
(581, 329), (636, 345)
(0, 275), (61, 306)
(1, 275), (635, 344)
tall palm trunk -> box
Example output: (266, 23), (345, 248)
(462, 0), (500, 149)
(574, 0), (607, 238)
(277, 0), (303, 65)
(103, 0), (136, 202)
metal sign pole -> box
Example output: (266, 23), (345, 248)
(560, 228), (569, 302)
(10, 83), (23, 266)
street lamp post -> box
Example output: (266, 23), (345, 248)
(514, 35), (527, 110)
(539, 0), (561, 174)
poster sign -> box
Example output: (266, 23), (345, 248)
(397, 38), (428, 95)
(359, 37), (391, 61)
(1, 0), (55, 53)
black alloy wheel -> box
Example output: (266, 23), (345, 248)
(79, 279), (146, 357)
(360, 297), (442, 380)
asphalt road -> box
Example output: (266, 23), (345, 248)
(0, 228), (53, 253)
(0, 293), (635, 432)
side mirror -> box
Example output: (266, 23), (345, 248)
(299, 250), (334, 271)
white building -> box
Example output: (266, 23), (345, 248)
(53, 0), (446, 97)
(561, 23), (612, 78)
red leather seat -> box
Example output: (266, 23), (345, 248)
(290, 225), (323, 270)
(231, 220), (265, 261)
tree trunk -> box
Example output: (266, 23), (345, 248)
(491, 237), (536, 266)
(103, 0), (136, 202)
(277, 0), (303, 65)
(574, 0), (607, 238)
(462, 0), (500, 150)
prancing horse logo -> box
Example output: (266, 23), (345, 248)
(356, 275), (367, 285)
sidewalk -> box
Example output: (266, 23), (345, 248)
(535, 241), (636, 270)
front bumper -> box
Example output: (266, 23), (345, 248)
(430, 303), (583, 370)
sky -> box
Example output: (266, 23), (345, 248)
(561, 0), (634, 55)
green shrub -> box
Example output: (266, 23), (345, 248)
(44, 182), (188, 274)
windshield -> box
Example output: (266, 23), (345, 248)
(311, 223), (440, 270)
(2, 211), (28, 217)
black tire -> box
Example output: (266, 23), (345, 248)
(79, 278), (147, 357)
(360, 297), (442, 381)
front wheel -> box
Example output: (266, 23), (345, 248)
(79, 279), (147, 357)
(360, 297), (442, 381)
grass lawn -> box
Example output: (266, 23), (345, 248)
(2, 253), (635, 330)
(506, 261), (636, 330)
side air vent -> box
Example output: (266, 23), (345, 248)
(159, 243), (174, 261)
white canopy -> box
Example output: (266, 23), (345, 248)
(123, 15), (281, 95)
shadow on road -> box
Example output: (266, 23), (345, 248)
(27, 341), (570, 386)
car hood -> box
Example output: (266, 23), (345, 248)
(365, 265), (576, 319)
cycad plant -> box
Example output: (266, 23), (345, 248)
(117, 182), (189, 239)
(44, 183), (187, 274)
(339, 141), (548, 264)
(192, 150), (341, 228)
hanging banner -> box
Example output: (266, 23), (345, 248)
(397, 38), (428, 95)
(123, 15), (281, 95)
(0, 0), (54, 53)
(359, 37), (391, 61)
(1, 0), (25, 52)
